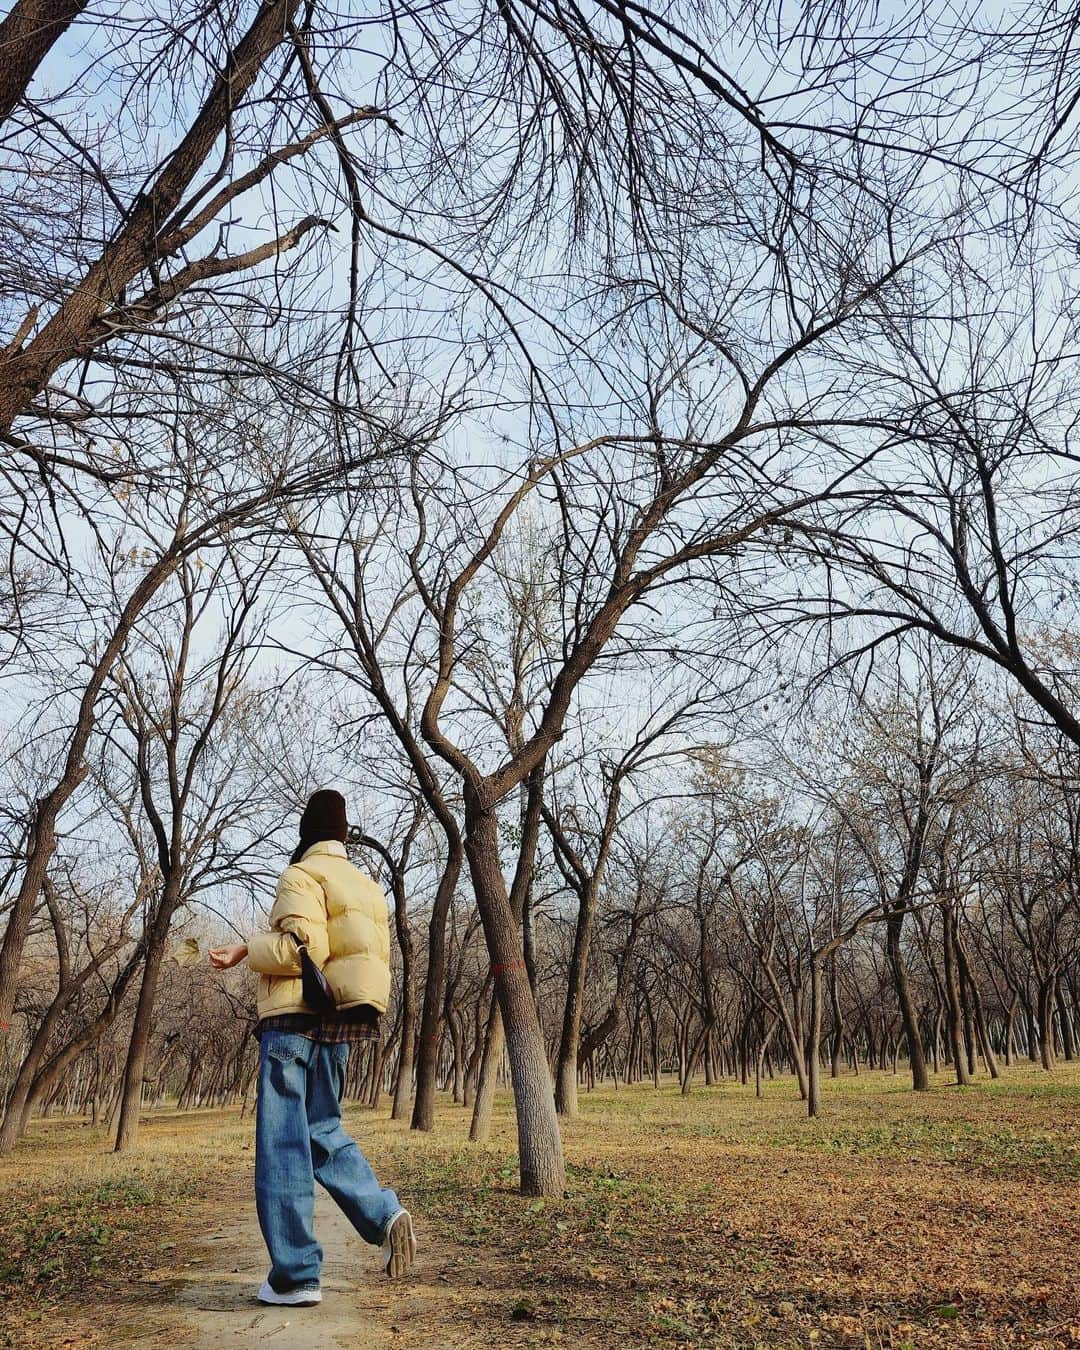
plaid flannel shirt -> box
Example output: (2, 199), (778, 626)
(255, 1005), (381, 1046)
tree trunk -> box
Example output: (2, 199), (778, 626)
(680, 1020), (710, 1095)
(469, 997), (503, 1142)
(114, 885), (180, 1152)
(1056, 973), (1075, 1062)
(755, 1016), (778, 1099)
(0, 0), (304, 433)
(447, 1009), (465, 1104)
(1038, 977), (1057, 1071)
(1, 941), (144, 1151)
(463, 799), (563, 1196)
(954, 926), (999, 1079)
(761, 961), (809, 1099)
(0, 974), (80, 1151)
(554, 878), (597, 1119)
(410, 850), (461, 1131)
(808, 955), (825, 1117)
(886, 910), (929, 1091)
(1004, 994), (1017, 1066)
(941, 904), (972, 1086)
(390, 905), (416, 1123)
(829, 954), (844, 1079)
(462, 987), (488, 1108)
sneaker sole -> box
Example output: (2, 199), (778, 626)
(257, 1283), (322, 1306)
(385, 1210), (417, 1279)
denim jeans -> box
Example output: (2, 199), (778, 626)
(255, 1030), (400, 1292)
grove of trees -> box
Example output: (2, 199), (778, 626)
(2, 0), (1079, 1195)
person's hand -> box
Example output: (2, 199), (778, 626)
(209, 943), (248, 970)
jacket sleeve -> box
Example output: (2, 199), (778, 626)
(246, 866), (331, 976)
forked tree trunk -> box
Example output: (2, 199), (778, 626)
(0, 941), (144, 1151)
(886, 910), (929, 1091)
(0, 969), (85, 1151)
(760, 960), (809, 1100)
(680, 1020), (710, 1095)
(0, 0), (304, 433)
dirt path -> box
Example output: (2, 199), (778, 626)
(139, 1196), (472, 1349)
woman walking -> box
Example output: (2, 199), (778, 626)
(210, 789), (417, 1306)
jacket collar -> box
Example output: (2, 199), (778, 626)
(300, 840), (347, 861)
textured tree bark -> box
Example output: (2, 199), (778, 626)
(388, 871), (416, 1122)
(4, 945), (144, 1148)
(941, 904), (971, 1086)
(411, 850), (462, 1131)
(828, 954), (845, 1078)
(954, 924), (999, 1079)
(0, 0), (303, 432)
(808, 955), (825, 1117)
(0, 0), (87, 126)
(554, 884), (597, 1118)
(1056, 973), (1075, 1062)
(391, 1014), (415, 1120)
(469, 997), (504, 1143)
(886, 909), (929, 1090)
(463, 799), (564, 1196)
(114, 880), (182, 1152)
(1038, 977), (1057, 1071)
(467, 761), (546, 1145)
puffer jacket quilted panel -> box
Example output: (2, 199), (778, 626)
(247, 840), (391, 1019)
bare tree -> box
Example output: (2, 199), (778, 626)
(106, 557), (281, 1150)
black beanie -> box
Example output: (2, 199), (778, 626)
(291, 789), (348, 864)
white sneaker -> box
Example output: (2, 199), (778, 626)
(381, 1208), (417, 1278)
(257, 1279), (322, 1305)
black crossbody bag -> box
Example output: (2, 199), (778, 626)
(289, 934), (337, 1014)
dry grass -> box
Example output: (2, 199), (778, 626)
(1, 1062), (1077, 1346)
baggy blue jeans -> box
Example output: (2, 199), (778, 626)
(255, 1030), (400, 1292)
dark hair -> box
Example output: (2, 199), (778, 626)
(290, 789), (348, 865)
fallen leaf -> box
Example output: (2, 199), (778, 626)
(172, 937), (201, 968)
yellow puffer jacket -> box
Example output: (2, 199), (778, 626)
(247, 840), (391, 1020)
